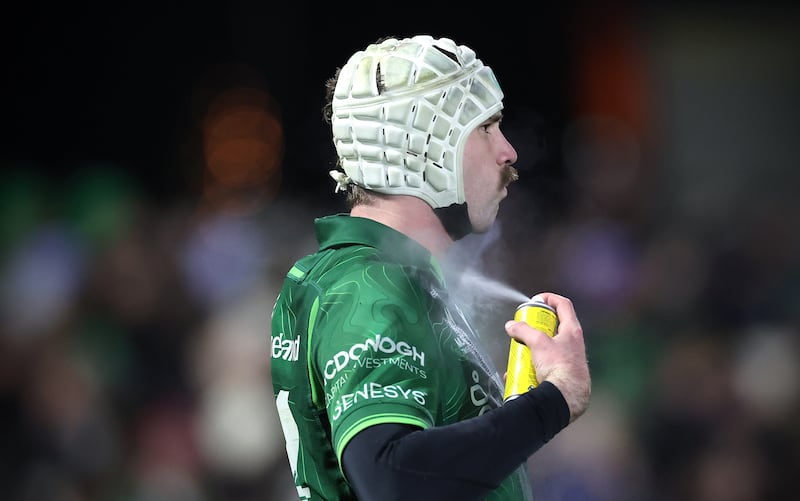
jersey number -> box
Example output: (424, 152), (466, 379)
(276, 390), (312, 500)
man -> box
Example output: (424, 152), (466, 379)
(271, 35), (591, 500)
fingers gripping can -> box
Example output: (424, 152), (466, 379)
(503, 298), (559, 402)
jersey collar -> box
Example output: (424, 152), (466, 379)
(314, 213), (446, 285)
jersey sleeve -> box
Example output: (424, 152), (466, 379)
(312, 261), (444, 463)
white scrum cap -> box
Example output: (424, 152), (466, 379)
(329, 35), (504, 208)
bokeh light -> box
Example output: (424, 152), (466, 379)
(202, 85), (285, 214)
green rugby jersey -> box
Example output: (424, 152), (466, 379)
(271, 214), (533, 500)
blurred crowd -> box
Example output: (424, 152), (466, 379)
(0, 166), (310, 500)
(1, 118), (798, 501)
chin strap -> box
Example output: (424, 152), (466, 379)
(328, 168), (472, 240)
(434, 203), (473, 241)
(329, 170), (352, 193)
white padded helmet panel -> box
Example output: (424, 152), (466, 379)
(330, 35), (504, 208)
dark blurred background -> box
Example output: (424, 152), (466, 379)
(2, 1), (799, 500)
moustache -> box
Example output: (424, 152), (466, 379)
(502, 165), (519, 187)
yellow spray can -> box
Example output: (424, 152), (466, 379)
(503, 298), (559, 402)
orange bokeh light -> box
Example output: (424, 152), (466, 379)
(201, 86), (285, 212)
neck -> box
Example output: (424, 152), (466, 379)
(350, 195), (454, 258)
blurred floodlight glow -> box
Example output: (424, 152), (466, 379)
(206, 136), (276, 185)
(202, 86), (284, 213)
(571, 5), (652, 139)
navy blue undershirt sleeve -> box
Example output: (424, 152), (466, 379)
(341, 381), (570, 500)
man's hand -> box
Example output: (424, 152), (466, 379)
(504, 292), (591, 422)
